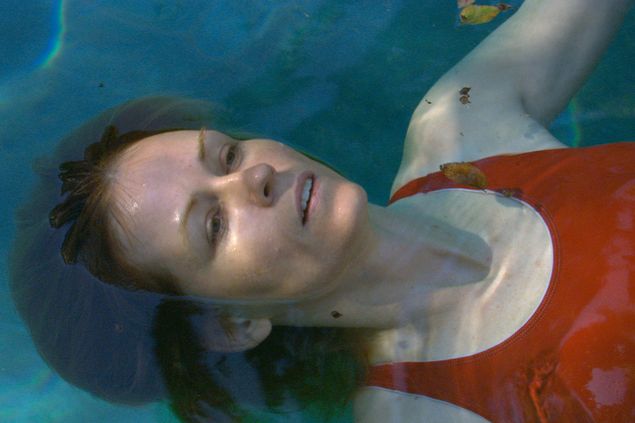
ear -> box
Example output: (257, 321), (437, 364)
(200, 316), (272, 353)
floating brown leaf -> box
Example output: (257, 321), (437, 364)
(460, 4), (501, 25)
(440, 162), (488, 189)
(460, 86), (471, 95)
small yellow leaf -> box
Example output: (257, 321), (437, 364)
(460, 4), (501, 25)
(440, 162), (488, 189)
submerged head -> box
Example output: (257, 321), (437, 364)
(51, 123), (368, 326)
(12, 97), (368, 408)
(110, 128), (368, 301)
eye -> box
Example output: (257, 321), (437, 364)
(223, 144), (240, 173)
(205, 206), (226, 246)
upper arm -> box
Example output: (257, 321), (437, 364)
(479, 0), (633, 123)
(392, 0), (633, 195)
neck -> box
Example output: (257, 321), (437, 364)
(273, 200), (492, 329)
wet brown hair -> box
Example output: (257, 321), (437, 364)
(49, 125), (182, 294)
(48, 115), (344, 297)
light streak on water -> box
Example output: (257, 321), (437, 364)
(38, 0), (67, 69)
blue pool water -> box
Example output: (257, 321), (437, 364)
(1, 1), (634, 421)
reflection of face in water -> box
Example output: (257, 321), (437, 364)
(111, 130), (368, 304)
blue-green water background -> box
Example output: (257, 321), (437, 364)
(0, 1), (633, 421)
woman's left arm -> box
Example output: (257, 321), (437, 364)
(499, 0), (633, 124)
(393, 0), (634, 193)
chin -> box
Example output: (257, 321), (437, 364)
(326, 181), (368, 256)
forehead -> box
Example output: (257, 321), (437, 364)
(118, 130), (194, 170)
(110, 131), (205, 266)
(117, 128), (234, 164)
(114, 131), (196, 199)
(115, 129), (233, 186)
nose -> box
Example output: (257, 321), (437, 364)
(238, 163), (275, 206)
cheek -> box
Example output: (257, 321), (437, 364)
(230, 215), (283, 261)
(220, 230), (284, 290)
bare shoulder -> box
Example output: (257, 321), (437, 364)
(354, 387), (489, 423)
(390, 76), (566, 196)
(391, 0), (635, 195)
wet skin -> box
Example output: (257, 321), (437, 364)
(111, 130), (368, 305)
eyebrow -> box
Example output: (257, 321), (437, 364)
(178, 129), (215, 259)
(179, 127), (207, 242)
(178, 129), (207, 252)
(197, 127), (207, 161)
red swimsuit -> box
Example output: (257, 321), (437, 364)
(366, 143), (635, 422)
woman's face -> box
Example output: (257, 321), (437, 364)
(111, 130), (368, 304)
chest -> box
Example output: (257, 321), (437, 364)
(368, 189), (554, 363)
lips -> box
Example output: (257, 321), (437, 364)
(296, 171), (315, 225)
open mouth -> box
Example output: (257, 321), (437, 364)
(295, 171), (316, 226)
(300, 175), (314, 225)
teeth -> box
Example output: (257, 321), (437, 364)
(301, 177), (313, 215)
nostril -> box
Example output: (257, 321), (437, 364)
(263, 183), (270, 198)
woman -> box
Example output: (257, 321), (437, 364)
(13, 0), (634, 421)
